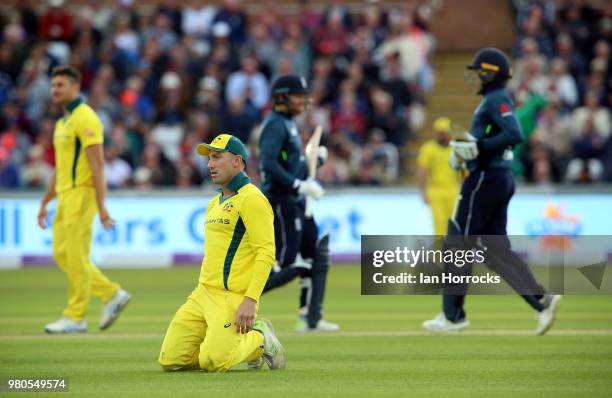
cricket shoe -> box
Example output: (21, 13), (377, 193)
(295, 317), (340, 333)
(44, 317), (87, 334)
(536, 294), (562, 335)
(100, 288), (132, 330)
(253, 319), (285, 370)
(423, 313), (469, 332)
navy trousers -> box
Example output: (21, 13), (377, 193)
(263, 197), (325, 327)
(443, 168), (546, 322)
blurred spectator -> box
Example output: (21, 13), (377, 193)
(225, 55), (268, 111)
(242, 22), (279, 76)
(331, 91), (367, 143)
(17, 1), (39, 42)
(141, 143), (177, 186)
(38, 0), (74, 42)
(182, 1), (216, 37)
(220, 98), (258, 144)
(315, 10), (350, 57)
(212, 0), (247, 45)
(105, 145), (132, 188)
(113, 13), (141, 60)
(571, 91), (611, 142)
(157, 0), (183, 36)
(318, 134), (353, 186)
(554, 33), (587, 82)
(361, 128), (399, 184)
(567, 91), (611, 183)
(367, 89), (407, 147)
(143, 12), (178, 52)
(541, 58), (578, 108)
(0, 146), (19, 188)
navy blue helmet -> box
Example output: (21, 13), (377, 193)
(466, 47), (512, 83)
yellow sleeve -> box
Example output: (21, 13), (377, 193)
(241, 193), (276, 302)
(76, 112), (104, 148)
(416, 142), (432, 168)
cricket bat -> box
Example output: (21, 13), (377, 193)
(304, 125), (323, 218)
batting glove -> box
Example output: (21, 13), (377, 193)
(294, 178), (325, 200)
(450, 134), (479, 160)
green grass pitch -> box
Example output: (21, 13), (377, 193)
(1, 265), (611, 397)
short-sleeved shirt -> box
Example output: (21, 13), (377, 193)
(53, 97), (104, 193)
(417, 139), (460, 194)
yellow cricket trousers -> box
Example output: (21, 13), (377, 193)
(53, 187), (120, 321)
(159, 285), (265, 373)
(428, 189), (459, 236)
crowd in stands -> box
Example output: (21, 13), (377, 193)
(511, 0), (612, 183)
(0, 0), (436, 189)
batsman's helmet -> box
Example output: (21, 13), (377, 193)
(466, 47), (512, 84)
(271, 74), (310, 113)
(272, 75), (309, 97)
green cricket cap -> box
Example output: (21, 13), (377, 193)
(196, 134), (248, 162)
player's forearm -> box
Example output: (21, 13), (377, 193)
(40, 171), (57, 207)
(85, 145), (108, 211)
(91, 166), (107, 211)
(262, 162), (299, 189)
(245, 256), (275, 302)
(479, 131), (522, 152)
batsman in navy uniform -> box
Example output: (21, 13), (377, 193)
(422, 48), (562, 335)
(258, 75), (339, 332)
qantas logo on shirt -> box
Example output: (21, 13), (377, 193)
(499, 103), (512, 117)
(206, 218), (230, 225)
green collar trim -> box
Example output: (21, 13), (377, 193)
(217, 171), (251, 202)
(65, 97), (84, 113)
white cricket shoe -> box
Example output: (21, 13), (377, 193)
(99, 288), (131, 330)
(253, 319), (285, 370)
(423, 313), (470, 332)
(536, 295), (562, 335)
(44, 317), (87, 334)
(295, 317), (340, 333)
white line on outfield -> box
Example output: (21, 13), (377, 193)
(1, 329), (612, 341)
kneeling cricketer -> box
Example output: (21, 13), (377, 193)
(159, 134), (285, 372)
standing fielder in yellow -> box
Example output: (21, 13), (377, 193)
(159, 134), (285, 372)
(416, 117), (461, 236)
(37, 66), (131, 334)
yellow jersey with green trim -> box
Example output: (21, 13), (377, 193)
(417, 139), (460, 195)
(199, 172), (275, 302)
(53, 97), (104, 194)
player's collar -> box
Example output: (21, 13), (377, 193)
(217, 171), (251, 196)
(64, 97), (84, 113)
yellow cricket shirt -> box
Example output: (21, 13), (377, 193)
(417, 139), (460, 194)
(53, 97), (104, 193)
(199, 172), (275, 302)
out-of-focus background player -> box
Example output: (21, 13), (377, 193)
(416, 117), (460, 236)
(258, 75), (339, 332)
(423, 48), (562, 335)
(38, 66), (131, 334)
